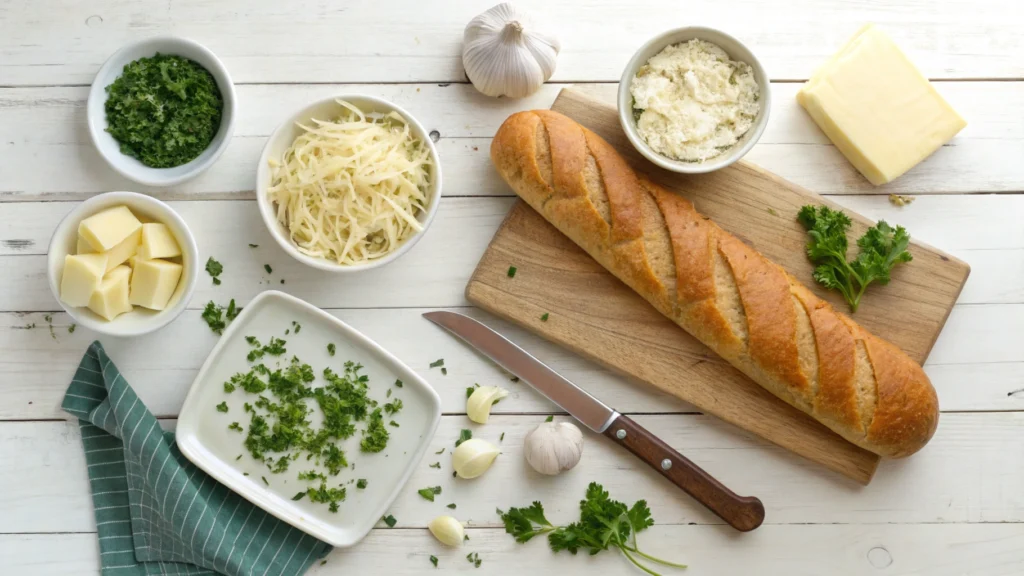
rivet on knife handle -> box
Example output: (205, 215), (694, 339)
(604, 415), (765, 532)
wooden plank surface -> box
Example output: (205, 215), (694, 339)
(467, 88), (969, 484)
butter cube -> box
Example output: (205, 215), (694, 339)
(137, 223), (181, 260)
(60, 253), (109, 307)
(797, 25), (966, 185)
(128, 255), (138, 268)
(76, 234), (97, 254)
(129, 259), (182, 310)
(101, 228), (142, 272)
(78, 205), (142, 252)
(88, 265), (133, 321)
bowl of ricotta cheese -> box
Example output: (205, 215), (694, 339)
(618, 27), (770, 174)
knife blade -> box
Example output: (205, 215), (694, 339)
(423, 310), (765, 532)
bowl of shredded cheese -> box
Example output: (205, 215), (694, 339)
(256, 95), (441, 272)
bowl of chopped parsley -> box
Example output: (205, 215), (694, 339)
(87, 36), (236, 187)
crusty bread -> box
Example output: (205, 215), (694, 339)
(490, 109), (939, 458)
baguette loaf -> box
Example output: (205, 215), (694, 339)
(490, 110), (939, 458)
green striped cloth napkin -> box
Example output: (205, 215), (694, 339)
(61, 341), (331, 575)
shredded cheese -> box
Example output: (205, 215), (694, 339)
(268, 100), (433, 265)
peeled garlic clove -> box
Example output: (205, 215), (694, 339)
(466, 385), (509, 424)
(452, 438), (500, 479)
(462, 3), (561, 98)
(524, 420), (583, 475)
(428, 515), (465, 547)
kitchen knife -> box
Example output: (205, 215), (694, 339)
(423, 310), (765, 532)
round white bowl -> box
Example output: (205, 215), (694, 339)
(618, 27), (771, 174)
(47, 192), (199, 337)
(256, 94), (443, 273)
(87, 36), (236, 187)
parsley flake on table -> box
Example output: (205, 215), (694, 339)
(498, 483), (687, 575)
(264, 264), (273, 274)
(104, 54), (222, 168)
(382, 514), (397, 528)
(797, 205), (913, 313)
(466, 552), (481, 568)
(202, 301), (226, 334)
(249, 243), (259, 248)
(499, 432), (505, 442)
(545, 415), (554, 422)
(417, 485), (442, 502)
(466, 384), (479, 398)
(429, 555), (438, 568)
(434, 448), (445, 455)
(68, 324), (76, 334)
(429, 462), (441, 469)
(388, 420), (399, 428)
(226, 299), (241, 320)
(507, 266), (517, 278)
(205, 257), (223, 285)
(540, 313), (549, 322)
(447, 503), (456, 509)
(455, 429), (472, 448)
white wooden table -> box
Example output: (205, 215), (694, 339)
(3, 1), (1024, 574)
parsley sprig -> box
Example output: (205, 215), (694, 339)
(797, 205), (912, 313)
(498, 483), (686, 576)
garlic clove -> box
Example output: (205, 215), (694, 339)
(451, 438), (500, 479)
(462, 3), (561, 98)
(524, 421), (583, 476)
(466, 385), (509, 424)
(428, 515), (465, 547)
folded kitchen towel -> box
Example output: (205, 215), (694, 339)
(61, 341), (331, 576)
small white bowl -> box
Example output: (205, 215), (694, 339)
(87, 36), (236, 187)
(618, 27), (771, 174)
(47, 192), (199, 337)
(256, 95), (443, 273)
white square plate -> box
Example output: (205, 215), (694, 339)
(177, 291), (441, 547)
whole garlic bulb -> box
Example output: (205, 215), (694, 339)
(428, 515), (465, 547)
(462, 3), (561, 98)
(452, 438), (501, 479)
(524, 420), (583, 475)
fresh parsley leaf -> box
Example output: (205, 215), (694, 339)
(384, 398), (403, 415)
(507, 266), (517, 278)
(226, 299), (240, 321)
(429, 358), (444, 369)
(205, 257), (223, 285)
(497, 502), (555, 543)
(429, 555), (438, 568)
(455, 429), (472, 448)
(216, 401), (228, 413)
(388, 420), (399, 428)
(382, 514), (397, 528)
(798, 205), (912, 312)
(466, 383), (480, 398)
(417, 485), (442, 502)
(202, 301), (226, 334)
(327, 343), (336, 356)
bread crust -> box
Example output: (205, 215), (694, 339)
(491, 110), (939, 458)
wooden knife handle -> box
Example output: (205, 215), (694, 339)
(603, 415), (765, 532)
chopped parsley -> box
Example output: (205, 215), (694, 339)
(291, 492), (306, 501)
(216, 401), (228, 413)
(545, 415), (554, 422)
(510, 376), (520, 383)
(291, 321), (301, 334)
(360, 408), (390, 453)
(386, 389), (392, 398)
(388, 420), (399, 428)
(394, 379), (403, 388)
(307, 481), (346, 513)
(429, 462), (441, 469)
(434, 448), (445, 455)
(228, 422), (242, 432)
(205, 257), (223, 285)
(382, 514), (397, 528)
(249, 243), (259, 248)
(429, 555), (438, 568)
(327, 343), (336, 356)
(417, 485), (442, 502)
(261, 476), (269, 486)
(264, 264), (273, 274)
(68, 324), (77, 334)
(104, 54), (222, 168)
(429, 358), (444, 369)
(447, 503), (456, 509)
(540, 313), (549, 322)
(441, 367), (447, 376)
(466, 552), (481, 568)
(466, 384), (480, 398)
(356, 479), (368, 489)
(226, 299), (240, 321)
(383, 398), (403, 415)
(507, 266), (517, 278)
(455, 429), (472, 448)
(202, 301), (227, 334)
(500, 432), (505, 442)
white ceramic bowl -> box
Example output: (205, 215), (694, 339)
(87, 36), (236, 187)
(47, 192), (199, 337)
(256, 95), (442, 273)
(618, 27), (771, 174)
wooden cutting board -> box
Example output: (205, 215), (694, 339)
(466, 88), (970, 485)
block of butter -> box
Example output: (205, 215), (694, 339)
(78, 205), (142, 252)
(101, 228), (142, 272)
(137, 223), (181, 261)
(130, 259), (182, 310)
(60, 253), (109, 307)
(77, 234), (96, 254)
(88, 265), (133, 321)
(797, 24), (966, 185)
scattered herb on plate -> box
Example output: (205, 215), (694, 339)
(384, 398), (403, 415)
(327, 343), (336, 356)
(498, 483), (686, 575)
(429, 358), (444, 369)
(104, 53), (223, 168)
(356, 479), (368, 489)
(797, 205), (913, 313)
(205, 257), (223, 285)
(261, 476), (269, 486)
(394, 379), (403, 388)
(441, 367), (447, 376)
(228, 422), (242, 431)
(291, 492), (306, 501)
(216, 401), (228, 413)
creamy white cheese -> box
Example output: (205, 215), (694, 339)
(630, 39), (760, 163)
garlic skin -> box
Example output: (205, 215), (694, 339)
(524, 421), (583, 475)
(466, 385), (509, 424)
(462, 3), (561, 98)
(451, 438), (500, 479)
(428, 515), (465, 547)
